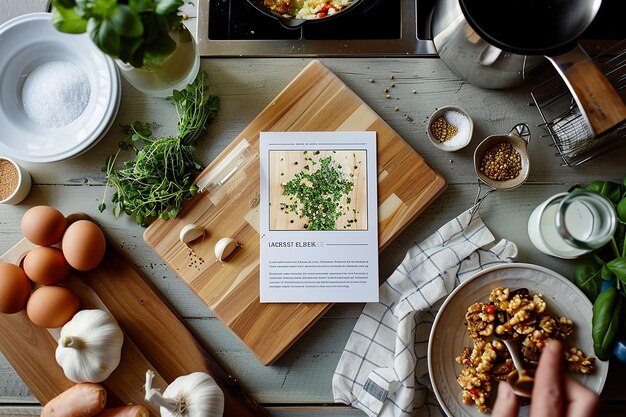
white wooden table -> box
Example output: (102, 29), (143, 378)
(1, 2), (625, 416)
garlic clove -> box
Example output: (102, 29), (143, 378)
(179, 224), (205, 245)
(214, 238), (238, 261)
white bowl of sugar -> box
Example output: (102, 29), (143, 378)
(0, 13), (120, 163)
(427, 106), (474, 152)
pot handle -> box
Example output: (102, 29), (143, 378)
(509, 123), (531, 144)
(548, 46), (626, 137)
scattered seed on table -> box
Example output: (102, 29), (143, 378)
(386, 94), (391, 99)
(384, 88), (389, 93)
(412, 90), (417, 94)
(390, 75), (395, 80)
(369, 78), (375, 83)
(394, 107), (399, 112)
(391, 83), (396, 88)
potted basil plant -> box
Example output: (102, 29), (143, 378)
(51, 0), (200, 97)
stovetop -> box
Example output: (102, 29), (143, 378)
(196, 0), (437, 56)
(196, 0), (625, 58)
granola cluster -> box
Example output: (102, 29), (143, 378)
(456, 287), (595, 414)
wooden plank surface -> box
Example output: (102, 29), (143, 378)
(143, 60), (446, 365)
(0, 218), (267, 417)
(1, 43), (626, 417)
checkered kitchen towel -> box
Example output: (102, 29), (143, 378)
(332, 208), (518, 417)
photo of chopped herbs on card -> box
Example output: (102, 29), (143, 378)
(260, 131), (379, 303)
(268, 149), (367, 231)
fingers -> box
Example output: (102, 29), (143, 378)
(563, 377), (600, 417)
(529, 340), (565, 417)
(492, 382), (521, 417)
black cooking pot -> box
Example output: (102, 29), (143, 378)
(247, 0), (366, 29)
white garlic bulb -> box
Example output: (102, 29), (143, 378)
(55, 309), (124, 383)
(145, 369), (224, 417)
(214, 237), (238, 261)
(179, 224), (205, 246)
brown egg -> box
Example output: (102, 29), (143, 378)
(22, 247), (70, 285)
(21, 206), (67, 246)
(0, 263), (31, 314)
(62, 220), (106, 271)
(26, 285), (79, 328)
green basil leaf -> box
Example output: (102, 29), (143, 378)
(575, 258), (602, 301)
(155, 0), (183, 15)
(592, 287), (623, 360)
(118, 36), (143, 65)
(587, 180), (622, 204)
(88, 18), (120, 57)
(53, 0), (78, 10)
(601, 264), (614, 280)
(129, 0), (154, 13)
(617, 198), (626, 223)
(144, 32), (176, 62)
(586, 181), (605, 194)
(607, 257), (626, 284)
(97, 203), (106, 212)
(110, 5), (143, 37)
(140, 14), (159, 44)
(51, 5), (88, 34)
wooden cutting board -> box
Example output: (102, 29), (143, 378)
(0, 214), (268, 417)
(144, 60), (447, 365)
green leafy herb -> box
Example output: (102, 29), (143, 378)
(573, 176), (626, 359)
(282, 155), (353, 231)
(592, 287), (624, 360)
(50, 0), (184, 68)
(99, 71), (219, 226)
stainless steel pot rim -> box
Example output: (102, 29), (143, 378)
(457, 0), (602, 56)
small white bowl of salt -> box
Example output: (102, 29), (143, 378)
(0, 13), (120, 163)
(427, 106), (474, 152)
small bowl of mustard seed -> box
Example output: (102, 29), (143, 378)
(427, 106), (473, 152)
(0, 155), (31, 205)
(474, 123), (531, 191)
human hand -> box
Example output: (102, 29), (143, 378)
(492, 340), (599, 417)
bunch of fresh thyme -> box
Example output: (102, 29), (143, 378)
(99, 71), (219, 226)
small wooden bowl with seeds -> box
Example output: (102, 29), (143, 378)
(427, 106), (473, 152)
(473, 123), (531, 191)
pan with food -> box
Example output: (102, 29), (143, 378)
(248, 0), (365, 28)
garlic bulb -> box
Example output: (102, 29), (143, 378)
(55, 309), (124, 383)
(145, 369), (224, 417)
(179, 224), (205, 246)
(214, 237), (238, 261)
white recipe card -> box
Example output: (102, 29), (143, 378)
(259, 131), (379, 303)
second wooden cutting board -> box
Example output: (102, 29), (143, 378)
(144, 60), (447, 365)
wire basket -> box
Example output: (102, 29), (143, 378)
(531, 40), (626, 166)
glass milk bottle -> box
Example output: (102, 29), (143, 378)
(528, 190), (617, 259)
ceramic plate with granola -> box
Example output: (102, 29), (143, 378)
(428, 263), (609, 417)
